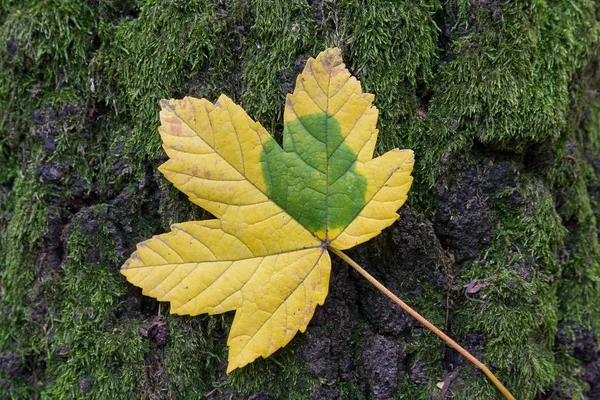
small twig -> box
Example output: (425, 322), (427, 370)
(464, 289), (489, 304)
(439, 368), (461, 399)
(330, 247), (516, 400)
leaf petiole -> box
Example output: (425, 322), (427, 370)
(329, 247), (516, 400)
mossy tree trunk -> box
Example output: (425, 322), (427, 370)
(1, 1), (599, 399)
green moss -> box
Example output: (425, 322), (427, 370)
(0, 0), (95, 91)
(93, 0), (246, 166)
(418, 0), (600, 185)
(547, 100), (600, 332)
(157, 176), (209, 230)
(2, 0), (600, 399)
(238, 0), (322, 136)
(450, 178), (565, 399)
(0, 173), (49, 398)
(396, 379), (440, 400)
(150, 314), (227, 397)
(0, 4), (100, 395)
(527, 50), (600, 399)
(397, 284), (447, 399)
(338, 0), (441, 154)
(226, 337), (316, 399)
(0, 0), (97, 188)
(40, 209), (143, 398)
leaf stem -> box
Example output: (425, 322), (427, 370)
(329, 247), (515, 400)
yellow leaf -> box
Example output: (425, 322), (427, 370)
(121, 48), (414, 372)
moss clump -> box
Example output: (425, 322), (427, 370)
(93, 0), (251, 165)
(39, 207), (142, 398)
(547, 93), (600, 333)
(0, 173), (48, 398)
(417, 0), (600, 185)
(339, 0), (441, 155)
(239, 0), (323, 135)
(539, 61), (600, 399)
(451, 178), (564, 399)
(226, 340), (317, 399)
(157, 315), (228, 397)
(0, 0), (96, 185)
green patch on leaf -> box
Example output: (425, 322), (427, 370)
(261, 113), (368, 234)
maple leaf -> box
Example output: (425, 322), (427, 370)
(121, 48), (414, 372)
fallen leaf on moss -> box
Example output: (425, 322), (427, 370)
(121, 48), (414, 372)
(140, 316), (169, 347)
(464, 278), (491, 294)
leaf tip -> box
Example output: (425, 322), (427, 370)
(159, 99), (175, 112)
(319, 47), (342, 64)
